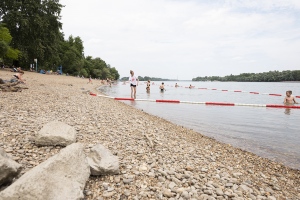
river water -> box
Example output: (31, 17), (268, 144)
(99, 81), (300, 170)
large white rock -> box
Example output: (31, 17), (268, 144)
(35, 121), (76, 146)
(0, 143), (90, 200)
(87, 144), (119, 175)
(0, 148), (22, 186)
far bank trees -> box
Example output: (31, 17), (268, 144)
(192, 70), (300, 82)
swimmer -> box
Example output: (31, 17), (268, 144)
(129, 70), (139, 98)
(189, 84), (193, 89)
(159, 82), (165, 92)
(284, 90), (298, 104)
(175, 83), (178, 88)
(146, 80), (150, 93)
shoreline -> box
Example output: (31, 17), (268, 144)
(1, 70), (299, 199)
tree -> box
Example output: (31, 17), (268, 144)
(0, 24), (20, 61)
(0, 0), (63, 68)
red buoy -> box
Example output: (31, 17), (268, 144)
(266, 104), (300, 109)
(156, 99), (180, 103)
(269, 94), (282, 96)
(114, 97), (134, 101)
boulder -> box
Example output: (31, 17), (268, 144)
(0, 148), (22, 186)
(87, 144), (119, 175)
(0, 143), (90, 200)
(35, 121), (76, 146)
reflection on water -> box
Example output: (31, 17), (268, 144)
(99, 81), (300, 169)
(284, 108), (291, 115)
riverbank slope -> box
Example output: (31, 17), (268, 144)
(0, 70), (299, 199)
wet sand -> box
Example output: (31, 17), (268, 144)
(0, 70), (299, 199)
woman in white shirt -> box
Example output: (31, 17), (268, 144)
(129, 70), (139, 98)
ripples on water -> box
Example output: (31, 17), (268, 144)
(99, 81), (300, 169)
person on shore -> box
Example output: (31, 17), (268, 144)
(129, 70), (138, 98)
(284, 90), (298, 104)
(146, 80), (150, 93)
(175, 83), (178, 88)
(106, 78), (112, 87)
(159, 82), (165, 92)
(12, 70), (26, 83)
(88, 75), (93, 84)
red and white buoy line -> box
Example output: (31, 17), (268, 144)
(145, 83), (300, 98)
(90, 93), (300, 109)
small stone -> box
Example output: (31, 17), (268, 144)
(163, 188), (174, 197)
(168, 182), (176, 189)
(114, 177), (120, 183)
(158, 176), (165, 182)
(123, 179), (133, 184)
(176, 188), (185, 193)
(225, 183), (233, 187)
(216, 188), (223, 196)
(139, 165), (148, 172)
(102, 191), (115, 197)
(204, 190), (212, 195)
(181, 190), (190, 199)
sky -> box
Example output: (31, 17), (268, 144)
(59, 0), (300, 80)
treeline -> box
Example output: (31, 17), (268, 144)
(120, 76), (176, 81)
(192, 70), (300, 82)
(0, 0), (119, 80)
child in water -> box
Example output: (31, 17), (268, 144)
(159, 82), (165, 92)
(146, 80), (150, 93)
(284, 90), (298, 104)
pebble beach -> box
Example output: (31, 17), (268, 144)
(0, 70), (299, 199)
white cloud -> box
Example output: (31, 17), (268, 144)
(60, 0), (300, 79)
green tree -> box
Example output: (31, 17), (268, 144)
(0, 0), (63, 68)
(0, 24), (20, 61)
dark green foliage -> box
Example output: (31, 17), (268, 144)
(192, 70), (300, 82)
(0, 0), (120, 80)
(0, 24), (20, 61)
(0, 0), (63, 67)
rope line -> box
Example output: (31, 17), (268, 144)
(90, 93), (300, 109)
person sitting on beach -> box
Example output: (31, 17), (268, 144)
(159, 82), (165, 92)
(12, 70), (26, 83)
(284, 90), (298, 104)
(146, 80), (150, 93)
(175, 83), (178, 88)
(10, 67), (18, 72)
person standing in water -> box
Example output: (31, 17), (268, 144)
(284, 90), (298, 104)
(159, 82), (165, 92)
(146, 80), (150, 93)
(129, 70), (138, 99)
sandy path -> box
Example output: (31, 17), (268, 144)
(0, 70), (299, 199)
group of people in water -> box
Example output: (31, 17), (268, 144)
(128, 70), (177, 98)
(128, 70), (298, 105)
